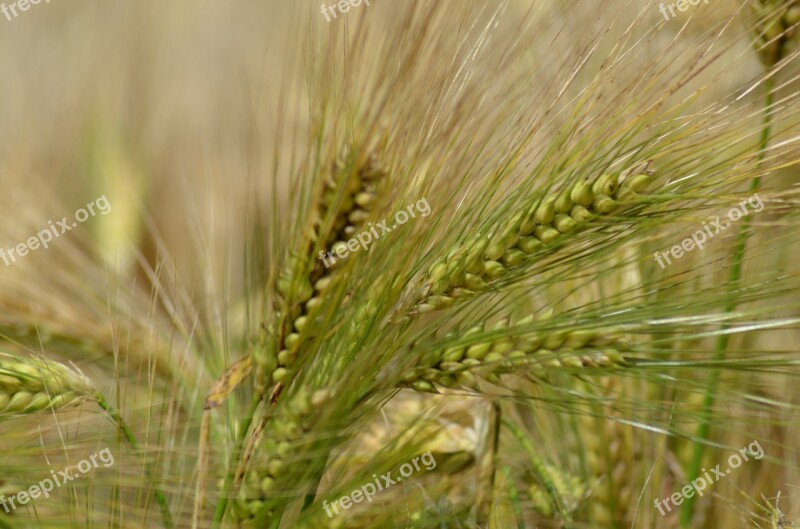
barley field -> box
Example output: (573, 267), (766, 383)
(1, 1), (799, 528)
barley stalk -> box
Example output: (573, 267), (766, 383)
(6, 2), (800, 529)
(94, 393), (175, 529)
(682, 13), (781, 524)
(475, 401), (501, 526)
(0, 352), (174, 528)
(503, 417), (576, 528)
(527, 463), (586, 519)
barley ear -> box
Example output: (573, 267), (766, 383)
(750, 0), (800, 66)
(402, 318), (630, 392)
(233, 388), (333, 523)
(259, 148), (388, 388)
(0, 351), (94, 417)
(579, 377), (638, 525)
(407, 162), (655, 315)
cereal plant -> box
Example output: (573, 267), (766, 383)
(1, 1), (799, 528)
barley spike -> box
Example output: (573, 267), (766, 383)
(0, 351), (94, 417)
(407, 163), (654, 315)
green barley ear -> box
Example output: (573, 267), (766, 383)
(405, 162), (655, 315)
(750, 0), (800, 66)
(527, 464), (586, 518)
(577, 377), (640, 526)
(401, 316), (630, 393)
(0, 351), (94, 416)
(214, 147), (388, 526)
(260, 147), (387, 387)
(232, 387), (333, 523)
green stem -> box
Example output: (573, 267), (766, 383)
(211, 395), (263, 529)
(95, 393), (174, 529)
(300, 451), (331, 513)
(502, 417), (573, 529)
(476, 402), (501, 527)
(501, 466), (525, 529)
(680, 75), (774, 527)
